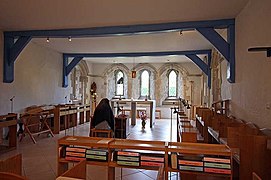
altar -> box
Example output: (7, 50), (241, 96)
(111, 99), (156, 128)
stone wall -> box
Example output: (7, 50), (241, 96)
(91, 62), (203, 117)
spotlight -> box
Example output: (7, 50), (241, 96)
(68, 36), (72, 42)
(46, 37), (50, 43)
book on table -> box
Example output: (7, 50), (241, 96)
(116, 151), (140, 167)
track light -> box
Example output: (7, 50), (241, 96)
(68, 36), (72, 42)
(46, 37), (50, 43)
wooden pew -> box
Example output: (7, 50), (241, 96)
(195, 107), (212, 143)
(0, 172), (27, 180)
(0, 154), (22, 176)
(56, 160), (86, 180)
(0, 113), (17, 152)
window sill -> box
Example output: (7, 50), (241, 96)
(162, 98), (179, 105)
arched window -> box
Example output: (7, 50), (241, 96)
(168, 70), (177, 97)
(115, 70), (124, 96)
(140, 70), (150, 97)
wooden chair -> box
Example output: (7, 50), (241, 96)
(90, 128), (113, 138)
(20, 108), (54, 144)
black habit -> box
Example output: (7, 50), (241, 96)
(91, 98), (114, 131)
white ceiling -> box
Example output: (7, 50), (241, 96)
(32, 30), (211, 63)
(0, 0), (248, 64)
(0, 0), (249, 31)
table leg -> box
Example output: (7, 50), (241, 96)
(131, 102), (136, 126)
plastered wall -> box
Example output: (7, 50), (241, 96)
(230, 0), (271, 128)
(0, 35), (71, 114)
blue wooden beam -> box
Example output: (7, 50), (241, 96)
(3, 18), (235, 85)
(64, 50), (212, 88)
(207, 51), (212, 88)
(64, 50), (211, 58)
(5, 19), (234, 38)
(3, 35), (31, 83)
(196, 24), (235, 83)
(185, 54), (212, 88)
(63, 55), (83, 87)
(227, 24), (235, 83)
(63, 55), (68, 87)
(196, 28), (230, 61)
(66, 57), (83, 75)
(185, 54), (208, 75)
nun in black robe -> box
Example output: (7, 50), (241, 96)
(90, 98), (114, 135)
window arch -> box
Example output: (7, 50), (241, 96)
(115, 70), (124, 96)
(140, 70), (150, 97)
(168, 70), (178, 97)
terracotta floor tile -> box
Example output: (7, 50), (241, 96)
(3, 118), (177, 179)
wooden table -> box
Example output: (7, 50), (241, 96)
(111, 99), (156, 128)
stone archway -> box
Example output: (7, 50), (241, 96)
(157, 63), (189, 106)
(102, 63), (130, 99)
(70, 60), (90, 104)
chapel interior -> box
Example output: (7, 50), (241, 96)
(0, 1), (270, 180)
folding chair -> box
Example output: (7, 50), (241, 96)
(20, 108), (54, 144)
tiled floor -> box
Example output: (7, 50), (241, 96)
(1, 118), (179, 180)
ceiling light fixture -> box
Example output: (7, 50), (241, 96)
(68, 36), (72, 42)
(46, 37), (50, 43)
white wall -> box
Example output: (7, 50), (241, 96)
(230, 0), (271, 128)
(0, 34), (71, 114)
